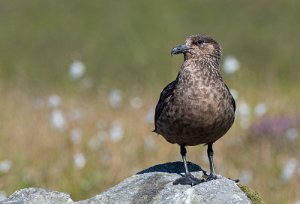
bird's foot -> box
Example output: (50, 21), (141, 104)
(204, 173), (218, 181)
(173, 173), (204, 186)
(203, 173), (240, 183)
(202, 170), (209, 176)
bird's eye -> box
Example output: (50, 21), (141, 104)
(195, 40), (204, 46)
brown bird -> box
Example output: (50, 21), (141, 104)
(154, 34), (236, 185)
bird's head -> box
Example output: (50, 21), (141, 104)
(171, 34), (221, 62)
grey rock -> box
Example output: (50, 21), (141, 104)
(81, 162), (251, 204)
(2, 162), (252, 204)
(0, 192), (7, 202)
(1, 188), (74, 204)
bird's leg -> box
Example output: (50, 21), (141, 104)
(173, 146), (203, 186)
(181, 146), (192, 176)
(206, 143), (218, 181)
(205, 144), (239, 182)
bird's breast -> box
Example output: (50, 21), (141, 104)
(155, 81), (235, 145)
(174, 85), (230, 123)
(155, 63), (235, 145)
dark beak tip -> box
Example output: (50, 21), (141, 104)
(170, 44), (189, 56)
(170, 49), (176, 56)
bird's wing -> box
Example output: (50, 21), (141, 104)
(154, 80), (177, 128)
(225, 84), (236, 112)
(231, 94), (236, 112)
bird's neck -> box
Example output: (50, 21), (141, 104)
(184, 52), (221, 66)
(177, 57), (222, 87)
(183, 57), (220, 72)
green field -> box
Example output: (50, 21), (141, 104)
(0, 1), (299, 203)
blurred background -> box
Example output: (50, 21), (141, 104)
(0, 0), (299, 203)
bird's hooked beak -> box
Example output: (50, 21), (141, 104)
(171, 44), (191, 56)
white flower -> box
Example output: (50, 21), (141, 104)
(0, 160), (12, 173)
(69, 60), (85, 80)
(254, 103), (268, 117)
(294, 200), (300, 204)
(144, 136), (155, 150)
(237, 101), (251, 129)
(239, 170), (253, 184)
(70, 128), (82, 144)
(285, 128), (299, 141)
(130, 96), (143, 109)
(223, 55), (240, 74)
(108, 89), (122, 108)
(229, 89), (238, 101)
(144, 107), (155, 124)
(73, 153), (86, 169)
(88, 137), (101, 151)
(48, 95), (61, 108)
(88, 131), (108, 150)
(109, 121), (124, 142)
(238, 101), (250, 117)
(281, 158), (298, 181)
(50, 109), (66, 130)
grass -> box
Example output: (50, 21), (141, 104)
(0, 86), (299, 203)
(1, 0), (300, 91)
(0, 0), (300, 203)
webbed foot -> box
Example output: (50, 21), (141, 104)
(173, 173), (204, 186)
(206, 173), (218, 181)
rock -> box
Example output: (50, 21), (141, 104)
(80, 162), (251, 204)
(1, 188), (74, 204)
(1, 162), (260, 204)
(0, 192), (6, 202)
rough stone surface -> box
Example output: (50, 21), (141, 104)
(1, 188), (74, 204)
(1, 162), (252, 204)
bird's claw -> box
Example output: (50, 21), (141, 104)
(205, 173), (218, 181)
(202, 170), (209, 176)
(204, 173), (240, 183)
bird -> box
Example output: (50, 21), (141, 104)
(154, 34), (236, 186)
